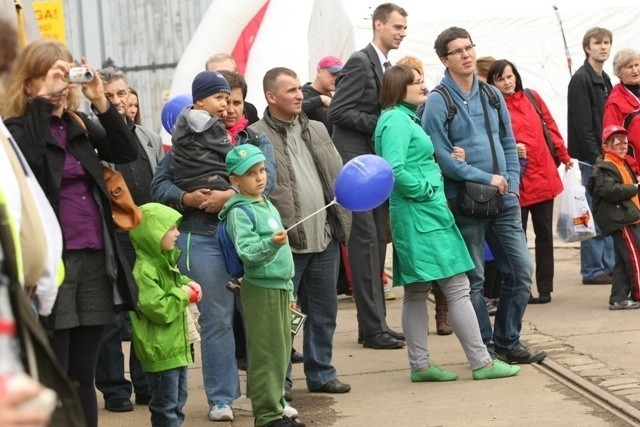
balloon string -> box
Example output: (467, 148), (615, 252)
(285, 198), (337, 233)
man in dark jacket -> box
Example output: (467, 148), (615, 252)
(328, 2), (407, 350)
(567, 27), (615, 285)
(95, 67), (164, 413)
(302, 55), (343, 136)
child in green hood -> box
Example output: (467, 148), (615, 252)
(129, 202), (202, 426)
(218, 144), (302, 427)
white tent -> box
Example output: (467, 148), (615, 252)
(169, 0), (640, 140)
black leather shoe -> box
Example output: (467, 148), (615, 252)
(105, 398), (134, 412)
(291, 348), (303, 364)
(537, 294), (551, 304)
(496, 346), (547, 364)
(387, 329), (405, 341)
(265, 416), (306, 427)
(529, 294), (552, 304)
(362, 332), (405, 349)
(309, 379), (351, 393)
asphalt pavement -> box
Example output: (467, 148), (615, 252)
(99, 238), (640, 427)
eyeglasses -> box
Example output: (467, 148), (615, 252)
(445, 44), (476, 57)
(104, 89), (129, 100)
(410, 80), (425, 86)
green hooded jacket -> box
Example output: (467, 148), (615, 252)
(219, 194), (294, 300)
(128, 202), (193, 372)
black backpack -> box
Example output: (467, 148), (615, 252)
(430, 81), (501, 129)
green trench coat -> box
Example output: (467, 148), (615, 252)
(374, 103), (474, 286)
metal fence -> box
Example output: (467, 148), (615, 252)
(64, 0), (212, 132)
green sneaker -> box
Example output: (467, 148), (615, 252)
(410, 364), (458, 382)
(472, 360), (521, 380)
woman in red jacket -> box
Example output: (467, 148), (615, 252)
(603, 48), (640, 166)
(487, 59), (571, 304)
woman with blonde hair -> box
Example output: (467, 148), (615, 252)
(1, 39), (139, 427)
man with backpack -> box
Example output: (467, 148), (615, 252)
(422, 27), (546, 365)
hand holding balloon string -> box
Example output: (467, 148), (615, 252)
(285, 155), (394, 232)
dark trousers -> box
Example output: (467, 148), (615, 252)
(521, 199), (554, 295)
(50, 325), (104, 427)
(610, 225), (640, 303)
(349, 203), (389, 337)
(95, 312), (148, 401)
(95, 233), (148, 402)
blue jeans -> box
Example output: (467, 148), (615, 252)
(286, 239), (339, 391)
(579, 163), (615, 279)
(95, 312), (148, 401)
(177, 232), (240, 407)
(146, 367), (188, 427)
(454, 194), (533, 352)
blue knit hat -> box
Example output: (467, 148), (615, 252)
(191, 71), (231, 103)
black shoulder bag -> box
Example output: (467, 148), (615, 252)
(456, 87), (504, 219)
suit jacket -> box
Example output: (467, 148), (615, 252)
(134, 124), (164, 172)
(328, 44), (384, 161)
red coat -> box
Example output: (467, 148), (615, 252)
(603, 83), (640, 158)
(504, 90), (570, 207)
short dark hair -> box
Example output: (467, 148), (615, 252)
(380, 64), (414, 110)
(487, 59), (523, 93)
(371, 3), (407, 32)
(434, 27), (473, 59)
(582, 27), (612, 58)
(262, 67), (297, 94)
(218, 70), (248, 100)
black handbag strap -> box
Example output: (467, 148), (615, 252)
(479, 88), (500, 175)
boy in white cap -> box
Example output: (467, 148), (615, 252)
(171, 70), (232, 192)
(218, 144), (304, 427)
(588, 124), (640, 310)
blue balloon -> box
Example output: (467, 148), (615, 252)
(161, 94), (191, 134)
(335, 155), (394, 212)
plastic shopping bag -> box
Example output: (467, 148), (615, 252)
(556, 165), (596, 242)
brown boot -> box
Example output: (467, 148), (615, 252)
(432, 284), (452, 336)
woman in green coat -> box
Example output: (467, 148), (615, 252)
(374, 64), (519, 382)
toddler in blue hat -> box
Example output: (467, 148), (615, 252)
(171, 70), (234, 192)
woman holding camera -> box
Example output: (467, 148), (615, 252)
(0, 39), (138, 427)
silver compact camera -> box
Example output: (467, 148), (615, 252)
(68, 67), (95, 83)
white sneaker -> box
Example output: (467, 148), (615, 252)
(283, 402), (299, 419)
(208, 403), (234, 421)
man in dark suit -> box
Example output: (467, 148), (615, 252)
(95, 67), (164, 412)
(328, 3), (408, 350)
